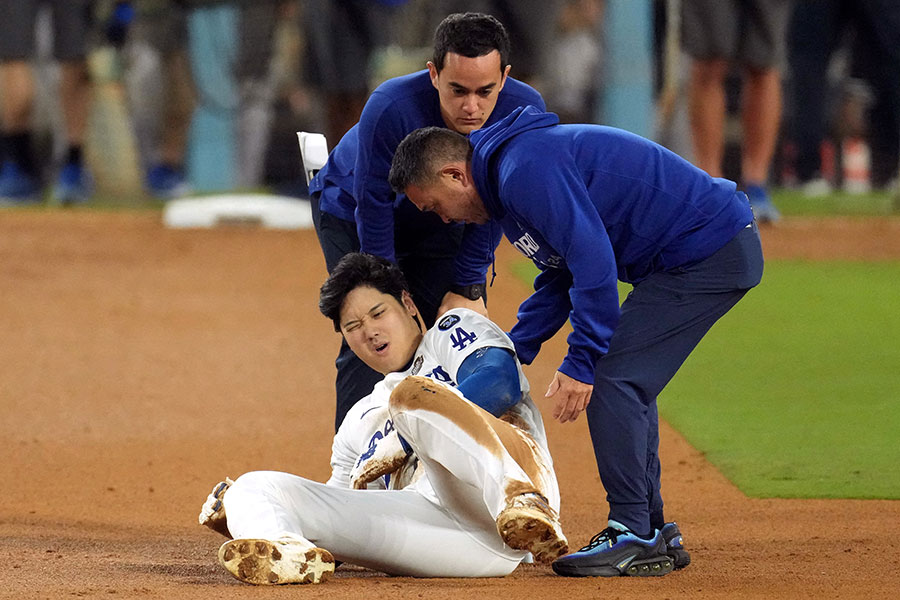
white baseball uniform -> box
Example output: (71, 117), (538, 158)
(222, 308), (560, 577)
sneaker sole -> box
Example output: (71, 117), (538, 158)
(497, 508), (569, 563)
(218, 539), (335, 585)
(552, 554), (674, 578)
(668, 547), (691, 569)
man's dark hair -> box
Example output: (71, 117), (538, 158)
(388, 126), (472, 193)
(432, 12), (510, 73)
(319, 253), (412, 332)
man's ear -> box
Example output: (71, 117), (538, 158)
(440, 163), (468, 185)
(427, 61), (439, 87)
(401, 290), (417, 316)
(499, 64), (511, 89)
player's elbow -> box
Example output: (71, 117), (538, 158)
(491, 389), (518, 415)
(457, 350), (522, 417)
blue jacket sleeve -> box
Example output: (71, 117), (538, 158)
(453, 221), (503, 286)
(503, 156), (621, 384)
(352, 90), (406, 262)
(456, 347), (521, 416)
(508, 266), (573, 365)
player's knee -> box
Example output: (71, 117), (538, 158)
(389, 375), (438, 414)
(691, 58), (728, 84)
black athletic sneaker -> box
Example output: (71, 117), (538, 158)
(551, 520), (674, 577)
(662, 521), (691, 569)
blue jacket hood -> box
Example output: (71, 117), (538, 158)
(468, 106), (559, 218)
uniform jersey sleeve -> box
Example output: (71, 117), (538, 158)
(352, 91), (407, 262)
(456, 346), (521, 416)
(326, 425), (358, 488)
(428, 309), (517, 382)
(326, 389), (392, 489)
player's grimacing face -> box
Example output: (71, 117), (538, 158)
(429, 51), (510, 134)
(339, 286), (423, 375)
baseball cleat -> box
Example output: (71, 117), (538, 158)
(662, 521), (691, 569)
(218, 538), (335, 585)
(497, 492), (568, 563)
(551, 520), (674, 577)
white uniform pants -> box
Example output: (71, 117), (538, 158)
(224, 379), (559, 577)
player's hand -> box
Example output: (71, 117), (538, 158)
(350, 430), (412, 489)
(438, 291), (488, 319)
(198, 478), (234, 536)
(545, 371), (593, 423)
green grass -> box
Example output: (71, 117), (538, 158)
(662, 261), (900, 499)
(512, 259), (900, 499)
(770, 187), (900, 216)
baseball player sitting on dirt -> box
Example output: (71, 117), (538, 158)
(197, 252), (567, 585)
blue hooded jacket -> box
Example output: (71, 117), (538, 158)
(310, 70), (544, 286)
(468, 106), (754, 384)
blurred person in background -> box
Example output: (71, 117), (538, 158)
(103, 0), (194, 199)
(303, 0), (408, 146)
(682, 0), (792, 223)
(787, 0), (899, 196)
(107, 0), (286, 196)
(0, 0), (94, 205)
(542, 0), (604, 124)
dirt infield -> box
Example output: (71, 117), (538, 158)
(1, 212), (899, 599)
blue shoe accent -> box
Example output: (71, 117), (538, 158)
(0, 162), (40, 204)
(52, 163), (93, 205)
(661, 521), (691, 569)
(551, 520), (674, 577)
(745, 184), (781, 224)
(146, 164), (191, 200)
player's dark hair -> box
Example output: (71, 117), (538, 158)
(319, 253), (412, 332)
(432, 12), (510, 73)
(388, 126), (472, 193)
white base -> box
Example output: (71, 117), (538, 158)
(163, 194), (313, 230)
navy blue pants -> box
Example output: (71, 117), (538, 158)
(311, 193), (463, 431)
(587, 221), (764, 535)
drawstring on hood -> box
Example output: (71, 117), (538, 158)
(489, 220), (497, 287)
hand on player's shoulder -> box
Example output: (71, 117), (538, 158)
(437, 291), (488, 320)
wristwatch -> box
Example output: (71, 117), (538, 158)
(450, 283), (486, 301)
